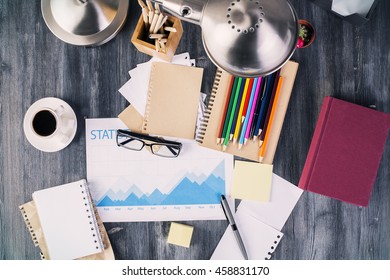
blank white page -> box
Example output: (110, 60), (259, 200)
(239, 173), (303, 231)
(211, 208), (283, 260)
(33, 179), (103, 260)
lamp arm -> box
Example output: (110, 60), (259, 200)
(149, 0), (206, 25)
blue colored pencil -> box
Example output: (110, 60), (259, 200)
(252, 73), (277, 140)
(249, 77), (267, 139)
(238, 78), (259, 149)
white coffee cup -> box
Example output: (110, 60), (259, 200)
(30, 105), (75, 143)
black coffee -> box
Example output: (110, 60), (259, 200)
(32, 110), (57, 137)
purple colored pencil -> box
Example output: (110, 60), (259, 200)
(244, 77), (263, 141)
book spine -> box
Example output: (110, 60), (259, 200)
(298, 96), (333, 190)
(195, 68), (223, 144)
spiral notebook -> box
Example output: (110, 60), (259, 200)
(196, 61), (299, 163)
(21, 180), (105, 260)
(142, 62), (203, 139)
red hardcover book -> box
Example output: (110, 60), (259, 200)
(299, 96), (390, 206)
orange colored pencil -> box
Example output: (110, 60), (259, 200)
(259, 76), (283, 162)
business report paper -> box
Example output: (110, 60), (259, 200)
(86, 118), (233, 222)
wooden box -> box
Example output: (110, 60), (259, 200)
(131, 14), (183, 62)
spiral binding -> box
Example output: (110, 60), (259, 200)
(196, 68), (223, 144)
(80, 181), (104, 252)
(264, 234), (282, 260)
(19, 205), (40, 247)
(142, 63), (155, 132)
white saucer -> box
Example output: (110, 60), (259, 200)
(23, 97), (77, 152)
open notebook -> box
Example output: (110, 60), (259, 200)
(196, 61), (299, 164)
(20, 179), (113, 260)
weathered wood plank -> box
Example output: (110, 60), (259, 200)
(0, 0), (389, 260)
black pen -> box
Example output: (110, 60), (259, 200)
(220, 195), (248, 260)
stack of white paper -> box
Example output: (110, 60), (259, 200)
(118, 53), (195, 117)
(211, 174), (303, 260)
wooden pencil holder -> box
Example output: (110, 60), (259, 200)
(131, 14), (183, 62)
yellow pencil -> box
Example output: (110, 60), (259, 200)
(259, 76), (283, 162)
(232, 78), (250, 144)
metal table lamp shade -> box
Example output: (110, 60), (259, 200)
(153, 0), (299, 77)
(41, 0), (129, 46)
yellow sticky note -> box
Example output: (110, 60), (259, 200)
(231, 161), (273, 201)
(167, 222), (194, 248)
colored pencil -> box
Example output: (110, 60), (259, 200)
(233, 78), (251, 143)
(252, 72), (276, 141)
(238, 78), (259, 149)
(241, 78), (254, 122)
(222, 77), (243, 151)
(217, 76), (235, 144)
(220, 77), (239, 145)
(229, 78), (245, 141)
(259, 71), (281, 147)
(259, 76), (283, 162)
(244, 77), (263, 144)
(249, 76), (267, 140)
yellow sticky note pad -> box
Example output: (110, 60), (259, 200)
(167, 222), (194, 248)
(231, 161), (273, 201)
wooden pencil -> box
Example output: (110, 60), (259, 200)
(259, 71), (281, 147)
(253, 72), (276, 141)
(241, 78), (254, 122)
(249, 76), (267, 140)
(229, 78), (245, 141)
(238, 78), (259, 149)
(222, 77), (243, 151)
(233, 78), (250, 143)
(259, 76), (283, 162)
(244, 77), (263, 144)
(217, 75), (235, 144)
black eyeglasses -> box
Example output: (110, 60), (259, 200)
(116, 129), (182, 158)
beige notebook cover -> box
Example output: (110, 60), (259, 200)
(197, 61), (299, 163)
(19, 180), (115, 260)
(142, 62), (203, 139)
(118, 105), (143, 133)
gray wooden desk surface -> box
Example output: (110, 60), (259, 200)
(1, 1), (389, 260)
